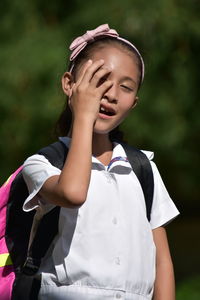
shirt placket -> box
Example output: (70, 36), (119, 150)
(103, 168), (126, 290)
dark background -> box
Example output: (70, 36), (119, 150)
(1, 0), (199, 298)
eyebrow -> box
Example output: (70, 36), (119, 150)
(122, 76), (137, 86)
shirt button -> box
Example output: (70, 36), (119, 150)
(115, 257), (120, 265)
(112, 217), (117, 225)
(116, 293), (122, 299)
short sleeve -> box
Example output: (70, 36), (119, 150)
(22, 154), (61, 212)
(149, 161), (180, 229)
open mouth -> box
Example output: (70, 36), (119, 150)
(99, 105), (115, 116)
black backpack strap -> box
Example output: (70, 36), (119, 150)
(37, 140), (68, 169)
(122, 143), (154, 222)
(22, 141), (68, 276)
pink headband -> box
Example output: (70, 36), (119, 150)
(69, 24), (145, 82)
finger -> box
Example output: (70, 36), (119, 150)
(98, 80), (113, 97)
(75, 59), (93, 85)
(90, 66), (112, 88)
(81, 59), (105, 84)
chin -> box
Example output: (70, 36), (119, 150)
(93, 124), (118, 136)
(93, 128), (110, 135)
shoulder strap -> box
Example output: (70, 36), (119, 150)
(37, 140), (68, 169)
(121, 143), (154, 222)
(22, 141), (68, 275)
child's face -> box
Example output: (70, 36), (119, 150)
(76, 45), (140, 135)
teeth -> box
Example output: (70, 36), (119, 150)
(100, 106), (114, 116)
(100, 106), (108, 112)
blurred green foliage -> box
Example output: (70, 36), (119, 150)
(0, 0), (200, 285)
(177, 276), (200, 299)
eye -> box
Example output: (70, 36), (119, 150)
(121, 85), (134, 92)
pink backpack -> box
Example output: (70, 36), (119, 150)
(0, 167), (23, 300)
(0, 141), (67, 300)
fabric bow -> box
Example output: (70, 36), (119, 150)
(69, 24), (119, 61)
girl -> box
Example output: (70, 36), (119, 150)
(22, 24), (179, 300)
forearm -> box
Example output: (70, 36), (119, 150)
(153, 256), (175, 300)
(57, 115), (94, 205)
(40, 116), (94, 207)
(153, 227), (176, 300)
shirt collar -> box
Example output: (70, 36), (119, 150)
(92, 143), (130, 171)
(59, 137), (130, 170)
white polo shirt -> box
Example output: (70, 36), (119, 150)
(22, 137), (179, 300)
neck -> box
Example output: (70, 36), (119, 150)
(92, 133), (113, 157)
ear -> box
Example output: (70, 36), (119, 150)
(62, 72), (74, 97)
(131, 96), (139, 109)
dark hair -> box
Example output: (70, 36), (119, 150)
(55, 37), (143, 141)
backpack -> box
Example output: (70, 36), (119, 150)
(0, 141), (154, 300)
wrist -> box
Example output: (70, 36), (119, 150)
(71, 116), (94, 138)
(73, 113), (95, 128)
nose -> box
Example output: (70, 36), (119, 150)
(103, 84), (118, 104)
